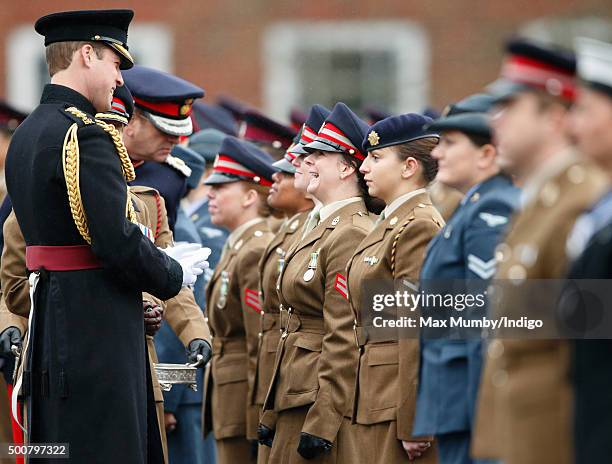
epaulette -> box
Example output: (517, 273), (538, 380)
(60, 106), (95, 127)
(165, 155), (192, 178)
(352, 210), (372, 230)
(129, 185), (161, 197)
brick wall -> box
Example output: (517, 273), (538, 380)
(1, 0), (611, 115)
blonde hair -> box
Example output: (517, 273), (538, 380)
(45, 41), (106, 76)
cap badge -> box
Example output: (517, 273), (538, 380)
(368, 131), (380, 146)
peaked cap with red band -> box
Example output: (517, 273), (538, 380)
(488, 38), (577, 103)
(123, 65), (204, 137)
(303, 102), (369, 163)
(272, 128), (303, 174)
(204, 136), (277, 187)
(240, 109), (296, 150)
(291, 104), (331, 156)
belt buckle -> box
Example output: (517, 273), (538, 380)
(281, 307), (293, 339)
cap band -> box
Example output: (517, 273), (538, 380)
(133, 96), (193, 120)
(501, 55), (577, 101)
(212, 154), (273, 186)
(300, 124), (318, 144)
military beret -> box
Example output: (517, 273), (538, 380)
(0, 101), (28, 133)
(96, 84), (134, 125)
(304, 102), (369, 164)
(35, 9), (134, 69)
(442, 94), (496, 117)
(240, 110), (297, 150)
(575, 37), (612, 98)
(204, 136), (277, 187)
(291, 104), (331, 156)
(488, 37), (576, 103)
(171, 145), (205, 190)
(191, 102), (238, 136)
(363, 113), (438, 153)
(188, 128), (226, 164)
(426, 113), (491, 140)
(123, 65), (204, 137)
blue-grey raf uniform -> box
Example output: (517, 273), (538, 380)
(413, 103), (519, 464)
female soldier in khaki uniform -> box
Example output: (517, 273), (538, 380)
(252, 130), (318, 463)
(261, 102), (375, 463)
(346, 114), (443, 463)
(203, 136), (276, 464)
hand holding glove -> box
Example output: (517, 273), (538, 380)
(187, 338), (212, 367)
(0, 327), (22, 355)
(257, 423), (275, 448)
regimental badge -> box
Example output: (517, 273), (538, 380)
(303, 249), (320, 282)
(390, 217), (398, 226)
(290, 220), (299, 231)
(368, 131), (380, 146)
(235, 239), (243, 250)
(364, 255), (379, 266)
(331, 216), (340, 226)
(217, 271), (230, 308)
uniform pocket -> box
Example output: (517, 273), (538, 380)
(366, 344), (399, 411)
(287, 335), (322, 395)
(212, 354), (248, 431)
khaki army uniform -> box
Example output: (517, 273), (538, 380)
(253, 211), (309, 462)
(428, 181), (463, 222)
(262, 199), (373, 463)
(0, 187), (210, 464)
(204, 218), (273, 464)
(346, 191), (442, 463)
(472, 155), (608, 464)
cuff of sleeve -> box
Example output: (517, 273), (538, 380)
(161, 258), (183, 300)
(259, 409), (278, 431)
(246, 403), (261, 441)
(301, 392), (344, 443)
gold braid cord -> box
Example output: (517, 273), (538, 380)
(390, 216), (416, 279)
(62, 107), (138, 244)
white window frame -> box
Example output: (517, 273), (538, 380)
(6, 23), (174, 112)
(262, 21), (429, 120)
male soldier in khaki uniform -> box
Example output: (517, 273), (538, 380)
(471, 39), (608, 464)
(202, 136), (276, 464)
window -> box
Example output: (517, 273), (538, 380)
(6, 23), (174, 112)
(263, 21), (429, 120)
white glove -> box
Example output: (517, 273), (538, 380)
(160, 243), (211, 287)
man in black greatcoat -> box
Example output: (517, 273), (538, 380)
(2, 9), (208, 463)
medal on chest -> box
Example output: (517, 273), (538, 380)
(276, 247), (286, 274)
(303, 249), (320, 282)
(137, 223), (155, 242)
(217, 270), (230, 309)
(363, 255), (379, 266)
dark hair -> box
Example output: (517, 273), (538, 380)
(340, 153), (385, 215)
(464, 133), (492, 148)
(394, 136), (440, 184)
